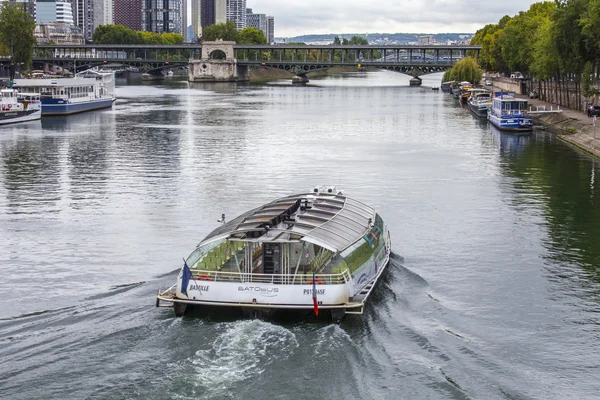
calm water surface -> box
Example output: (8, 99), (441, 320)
(0, 71), (599, 399)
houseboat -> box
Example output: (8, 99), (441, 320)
(0, 88), (41, 126)
(468, 91), (492, 118)
(14, 70), (115, 116)
(156, 186), (392, 322)
(488, 95), (533, 132)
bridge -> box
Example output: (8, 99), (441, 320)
(30, 43), (480, 82)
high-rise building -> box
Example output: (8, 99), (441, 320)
(37, 0), (74, 25)
(226, 0), (245, 30)
(142, 0), (183, 34)
(181, 0), (187, 41)
(84, 0), (95, 41)
(266, 15), (274, 44)
(92, 0), (112, 27)
(215, 0), (225, 24)
(113, 0), (142, 30)
(246, 8), (266, 39)
(191, 0), (201, 40)
(69, 0), (85, 29)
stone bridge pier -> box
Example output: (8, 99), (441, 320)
(188, 41), (249, 83)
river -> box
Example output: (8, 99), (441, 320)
(0, 70), (599, 399)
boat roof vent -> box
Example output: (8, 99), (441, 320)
(312, 185), (339, 195)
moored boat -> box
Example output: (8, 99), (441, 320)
(441, 81), (453, 92)
(0, 88), (41, 126)
(14, 70), (115, 116)
(467, 91), (492, 118)
(488, 95), (533, 132)
(156, 186), (392, 322)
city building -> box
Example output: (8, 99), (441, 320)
(181, 0), (187, 41)
(83, 0), (95, 41)
(142, 0), (183, 34)
(69, 0), (85, 29)
(246, 8), (266, 39)
(266, 15), (274, 44)
(226, 0), (246, 30)
(37, 0), (74, 25)
(191, 0), (201, 40)
(418, 35), (435, 45)
(35, 23), (85, 44)
(113, 0), (142, 31)
(199, 0), (225, 32)
(92, 0), (112, 28)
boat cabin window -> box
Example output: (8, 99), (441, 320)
(340, 214), (385, 274)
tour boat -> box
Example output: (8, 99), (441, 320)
(14, 70), (115, 116)
(0, 88), (41, 126)
(488, 95), (533, 132)
(156, 186), (392, 322)
(467, 91), (492, 118)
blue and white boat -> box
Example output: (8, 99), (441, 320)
(14, 70), (115, 116)
(488, 95), (533, 132)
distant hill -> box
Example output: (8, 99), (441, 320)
(275, 33), (474, 45)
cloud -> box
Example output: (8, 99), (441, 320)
(247, 0), (539, 37)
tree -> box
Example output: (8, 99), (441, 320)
(93, 24), (139, 44)
(202, 22), (239, 42)
(442, 57), (483, 84)
(238, 27), (267, 45)
(0, 3), (36, 78)
(348, 36), (369, 46)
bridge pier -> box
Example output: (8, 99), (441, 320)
(188, 41), (249, 83)
(409, 76), (422, 87)
(292, 74), (309, 85)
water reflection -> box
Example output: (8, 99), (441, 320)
(498, 130), (600, 290)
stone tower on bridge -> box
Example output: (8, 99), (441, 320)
(188, 41), (250, 82)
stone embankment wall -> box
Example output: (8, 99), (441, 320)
(534, 113), (600, 158)
(488, 77), (523, 94)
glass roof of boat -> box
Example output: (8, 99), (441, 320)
(200, 191), (377, 252)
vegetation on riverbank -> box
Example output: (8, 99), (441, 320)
(442, 57), (482, 84)
(471, 1), (600, 109)
(92, 25), (183, 45)
(0, 3), (36, 73)
(203, 22), (267, 45)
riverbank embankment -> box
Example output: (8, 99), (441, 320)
(522, 95), (600, 157)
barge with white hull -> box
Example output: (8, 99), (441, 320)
(157, 186), (391, 322)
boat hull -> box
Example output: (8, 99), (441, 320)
(468, 102), (489, 118)
(0, 109), (41, 125)
(41, 98), (113, 116)
(157, 244), (391, 320)
(488, 113), (533, 132)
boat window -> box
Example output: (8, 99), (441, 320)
(340, 214), (384, 273)
(186, 239), (224, 267)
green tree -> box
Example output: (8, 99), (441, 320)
(93, 24), (139, 44)
(202, 22), (239, 42)
(348, 36), (369, 46)
(0, 3), (36, 77)
(442, 57), (483, 84)
(238, 27), (267, 45)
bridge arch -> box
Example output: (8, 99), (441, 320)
(209, 50), (227, 60)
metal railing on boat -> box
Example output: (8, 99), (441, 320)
(190, 270), (351, 285)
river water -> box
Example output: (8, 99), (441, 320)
(0, 70), (599, 399)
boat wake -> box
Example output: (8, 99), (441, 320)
(188, 320), (298, 393)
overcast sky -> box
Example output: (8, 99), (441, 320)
(245, 0), (540, 37)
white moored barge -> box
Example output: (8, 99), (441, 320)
(157, 186), (391, 322)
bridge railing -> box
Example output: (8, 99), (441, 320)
(32, 44), (480, 66)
